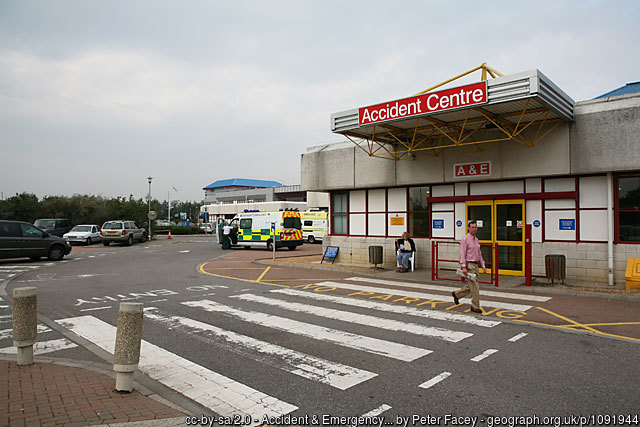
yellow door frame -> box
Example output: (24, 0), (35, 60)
(465, 199), (525, 277)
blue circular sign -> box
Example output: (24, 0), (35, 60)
(456, 220), (463, 227)
(533, 220), (541, 228)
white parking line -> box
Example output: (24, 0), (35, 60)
(233, 293), (472, 343)
(144, 308), (377, 390)
(345, 277), (552, 302)
(419, 372), (451, 389)
(361, 404), (392, 417)
(183, 300), (431, 362)
(508, 333), (528, 342)
(471, 349), (499, 362)
(79, 306), (112, 312)
(58, 315), (298, 420)
(312, 281), (533, 312)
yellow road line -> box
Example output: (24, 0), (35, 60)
(514, 318), (640, 343)
(256, 267), (271, 282)
(563, 321), (640, 327)
(206, 267), (266, 270)
(535, 307), (602, 334)
(198, 263), (290, 288)
(262, 278), (342, 282)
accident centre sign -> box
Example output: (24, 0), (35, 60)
(359, 81), (487, 126)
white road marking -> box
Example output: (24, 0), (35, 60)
(149, 299), (168, 303)
(0, 306), (7, 309)
(0, 265), (40, 270)
(179, 250), (190, 253)
(312, 281), (533, 312)
(0, 324), (52, 340)
(144, 308), (376, 390)
(0, 338), (77, 355)
(271, 288), (500, 328)
(233, 293), (472, 343)
(471, 349), (499, 362)
(361, 404), (392, 417)
(419, 372), (451, 389)
(58, 315), (298, 420)
(79, 306), (112, 312)
(345, 277), (552, 302)
(508, 333), (528, 342)
(183, 300), (431, 362)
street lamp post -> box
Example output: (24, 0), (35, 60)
(168, 186), (177, 222)
(147, 176), (153, 241)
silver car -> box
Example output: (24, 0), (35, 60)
(101, 221), (147, 246)
(63, 224), (102, 245)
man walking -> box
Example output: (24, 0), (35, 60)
(452, 220), (485, 313)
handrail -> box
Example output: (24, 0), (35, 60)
(431, 240), (499, 287)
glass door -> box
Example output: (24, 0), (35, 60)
(495, 200), (525, 276)
(466, 201), (494, 272)
(466, 200), (525, 276)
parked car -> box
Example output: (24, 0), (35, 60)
(63, 224), (102, 245)
(0, 220), (72, 261)
(33, 218), (73, 237)
(200, 223), (214, 234)
(101, 220), (147, 246)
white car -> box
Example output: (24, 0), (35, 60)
(200, 223), (214, 234)
(63, 224), (102, 245)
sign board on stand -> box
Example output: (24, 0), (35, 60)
(321, 246), (339, 264)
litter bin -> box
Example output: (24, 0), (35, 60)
(369, 246), (383, 267)
(545, 254), (566, 284)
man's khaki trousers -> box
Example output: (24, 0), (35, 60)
(454, 262), (480, 310)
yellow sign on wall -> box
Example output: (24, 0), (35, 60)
(390, 217), (405, 226)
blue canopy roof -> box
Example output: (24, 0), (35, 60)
(594, 82), (640, 99)
(203, 178), (283, 190)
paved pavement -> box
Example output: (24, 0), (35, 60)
(1, 237), (639, 425)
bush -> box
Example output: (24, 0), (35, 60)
(156, 226), (204, 235)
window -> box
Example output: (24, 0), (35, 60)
(0, 222), (21, 237)
(284, 217), (301, 229)
(239, 219), (252, 229)
(618, 176), (640, 242)
(20, 223), (44, 238)
(304, 220), (313, 227)
(331, 193), (348, 234)
(409, 186), (430, 237)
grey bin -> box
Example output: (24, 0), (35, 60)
(545, 254), (566, 284)
(369, 246), (383, 267)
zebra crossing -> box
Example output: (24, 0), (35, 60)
(0, 322), (78, 354)
(48, 280), (544, 419)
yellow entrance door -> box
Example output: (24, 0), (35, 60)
(466, 200), (525, 276)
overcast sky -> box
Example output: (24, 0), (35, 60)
(1, 1), (639, 202)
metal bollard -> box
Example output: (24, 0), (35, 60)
(113, 302), (144, 392)
(12, 287), (38, 365)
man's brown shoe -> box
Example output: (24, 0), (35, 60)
(452, 291), (459, 305)
(470, 307), (482, 313)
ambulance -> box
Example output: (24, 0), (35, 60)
(228, 210), (303, 250)
(301, 210), (328, 244)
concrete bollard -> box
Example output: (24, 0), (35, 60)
(12, 287), (38, 366)
(113, 302), (144, 392)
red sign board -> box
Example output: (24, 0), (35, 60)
(454, 161), (491, 178)
(359, 81), (487, 126)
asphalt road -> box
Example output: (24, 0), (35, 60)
(2, 236), (640, 424)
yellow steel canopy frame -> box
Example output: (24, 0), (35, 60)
(344, 63), (564, 161)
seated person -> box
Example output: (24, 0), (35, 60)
(396, 232), (416, 272)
